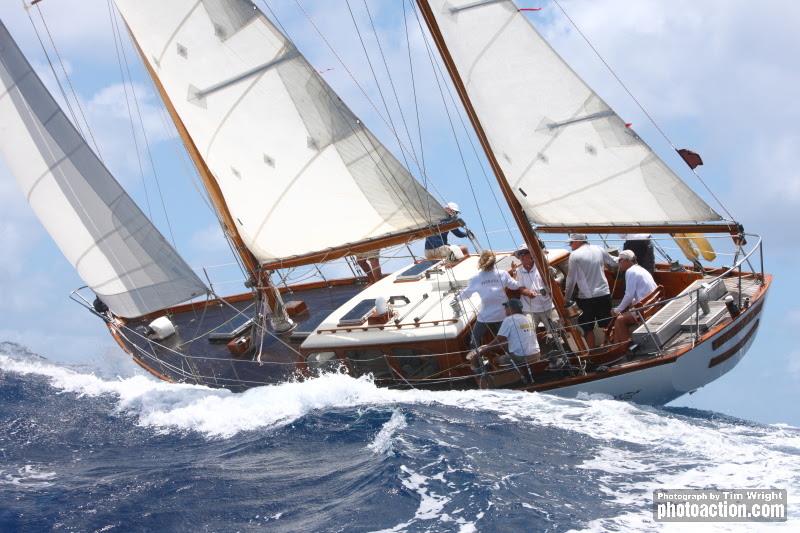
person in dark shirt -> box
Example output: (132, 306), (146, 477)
(425, 202), (471, 260)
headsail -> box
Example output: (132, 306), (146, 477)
(0, 20), (207, 318)
(114, 0), (451, 266)
(422, 0), (723, 229)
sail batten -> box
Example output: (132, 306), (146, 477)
(425, 0), (723, 228)
(0, 21), (207, 319)
(114, 0), (449, 266)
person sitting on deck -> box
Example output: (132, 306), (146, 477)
(619, 233), (655, 274)
(611, 249), (658, 345)
(461, 251), (538, 349)
(470, 298), (541, 384)
(565, 233), (618, 351)
(424, 202), (472, 260)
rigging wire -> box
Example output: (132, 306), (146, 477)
(361, 0), (426, 181)
(109, 3), (178, 249)
(410, 2), (494, 247)
(422, 18), (518, 247)
(279, 0), (449, 206)
(261, 0), (449, 236)
(344, 0), (414, 176)
(31, 4), (104, 161)
(550, 0), (737, 222)
(105, 0), (154, 220)
(342, 0), (431, 220)
(401, 0), (431, 219)
(24, 7), (89, 150)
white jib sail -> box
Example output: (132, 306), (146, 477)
(425, 0), (722, 227)
(0, 20), (207, 318)
(114, 0), (449, 264)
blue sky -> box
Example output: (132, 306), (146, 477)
(0, 1), (797, 424)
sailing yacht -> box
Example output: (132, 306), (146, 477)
(0, 0), (770, 404)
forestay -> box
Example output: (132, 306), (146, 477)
(424, 0), (722, 227)
(114, 0), (448, 264)
(0, 21), (207, 318)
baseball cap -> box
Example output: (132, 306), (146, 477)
(503, 298), (524, 313)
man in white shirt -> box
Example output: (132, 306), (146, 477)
(473, 298), (540, 383)
(618, 233), (655, 274)
(461, 251), (537, 348)
(565, 233), (618, 350)
(611, 249), (658, 344)
(512, 244), (559, 339)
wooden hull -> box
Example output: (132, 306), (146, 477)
(104, 273), (771, 405)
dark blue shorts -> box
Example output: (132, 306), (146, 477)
(576, 295), (612, 332)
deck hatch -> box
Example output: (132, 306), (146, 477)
(395, 260), (441, 281)
(207, 315), (254, 343)
(338, 298), (376, 326)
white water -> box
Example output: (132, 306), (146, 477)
(2, 353), (799, 530)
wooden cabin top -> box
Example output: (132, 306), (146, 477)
(300, 248), (569, 351)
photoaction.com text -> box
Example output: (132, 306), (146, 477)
(653, 489), (787, 522)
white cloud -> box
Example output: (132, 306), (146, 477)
(536, 0), (800, 246)
(0, 0), (116, 63)
(83, 81), (176, 182)
(189, 223), (229, 255)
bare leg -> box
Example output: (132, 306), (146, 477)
(613, 313), (636, 345)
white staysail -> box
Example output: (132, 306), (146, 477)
(0, 21), (207, 318)
(424, 0), (722, 228)
(114, 0), (449, 265)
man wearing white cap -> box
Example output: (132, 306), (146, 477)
(611, 249), (657, 344)
(565, 233), (618, 350)
(424, 202), (471, 260)
(618, 233), (655, 274)
(512, 243), (559, 340)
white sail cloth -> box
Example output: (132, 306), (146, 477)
(0, 21), (207, 318)
(425, 0), (722, 227)
(114, 0), (447, 264)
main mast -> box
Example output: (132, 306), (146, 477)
(416, 0), (587, 353)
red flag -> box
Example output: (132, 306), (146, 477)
(677, 148), (703, 169)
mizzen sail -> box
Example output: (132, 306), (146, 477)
(422, 0), (722, 228)
(0, 20), (207, 318)
(114, 0), (450, 266)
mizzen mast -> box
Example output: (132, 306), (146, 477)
(416, 0), (587, 352)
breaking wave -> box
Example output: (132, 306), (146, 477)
(1, 344), (798, 531)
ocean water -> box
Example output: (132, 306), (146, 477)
(1, 342), (798, 532)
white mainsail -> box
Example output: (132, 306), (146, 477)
(424, 0), (722, 228)
(114, 0), (449, 265)
(0, 20), (207, 318)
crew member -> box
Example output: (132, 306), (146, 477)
(564, 233), (618, 351)
(512, 244), (559, 340)
(611, 249), (658, 344)
(425, 202), (471, 260)
(461, 251), (537, 349)
(472, 298), (540, 383)
(619, 233), (655, 274)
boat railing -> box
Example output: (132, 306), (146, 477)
(67, 233), (765, 379)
